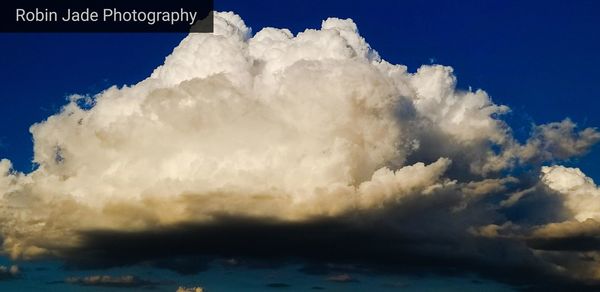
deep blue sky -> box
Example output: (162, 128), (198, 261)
(1, 0), (599, 179)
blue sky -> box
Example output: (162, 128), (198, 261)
(1, 1), (600, 291)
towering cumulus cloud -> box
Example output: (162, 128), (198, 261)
(1, 12), (599, 289)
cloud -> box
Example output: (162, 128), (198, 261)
(176, 286), (204, 292)
(0, 265), (20, 280)
(521, 119), (600, 163)
(326, 273), (358, 283)
(0, 10), (599, 290)
(64, 275), (158, 288)
(541, 165), (600, 222)
(525, 168), (600, 264)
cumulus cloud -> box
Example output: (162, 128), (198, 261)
(0, 11), (459, 257)
(0, 10), (599, 290)
(541, 165), (600, 222)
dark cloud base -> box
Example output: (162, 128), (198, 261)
(527, 236), (600, 252)
(56, 196), (600, 292)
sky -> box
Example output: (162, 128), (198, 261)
(0, 0), (600, 291)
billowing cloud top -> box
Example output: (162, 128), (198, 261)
(1, 11), (600, 289)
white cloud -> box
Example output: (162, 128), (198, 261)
(541, 165), (600, 221)
(0, 11), (597, 265)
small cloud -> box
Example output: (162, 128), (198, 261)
(0, 265), (20, 280)
(326, 273), (357, 283)
(64, 275), (157, 288)
(224, 258), (239, 266)
(176, 287), (205, 292)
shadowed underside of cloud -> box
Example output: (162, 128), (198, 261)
(0, 11), (599, 292)
(60, 206), (597, 291)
